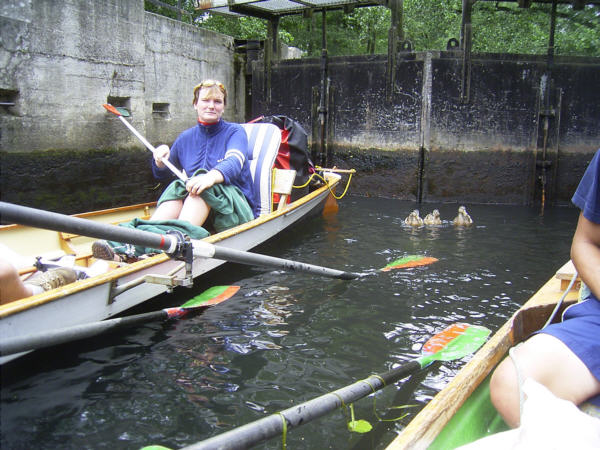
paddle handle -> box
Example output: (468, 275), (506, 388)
(0, 310), (168, 356)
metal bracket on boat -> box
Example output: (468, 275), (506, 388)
(164, 229), (194, 287)
(108, 261), (192, 302)
(141, 273), (192, 288)
(108, 232), (195, 302)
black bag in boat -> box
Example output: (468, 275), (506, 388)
(258, 115), (314, 203)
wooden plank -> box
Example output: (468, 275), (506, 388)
(554, 259), (581, 291)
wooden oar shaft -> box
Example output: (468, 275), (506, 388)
(0, 286), (238, 356)
(0, 310), (167, 356)
(317, 167), (356, 174)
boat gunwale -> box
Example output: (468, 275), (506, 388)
(0, 178), (340, 319)
(386, 265), (580, 449)
(0, 202), (158, 231)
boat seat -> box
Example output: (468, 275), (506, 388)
(57, 206), (153, 254)
(272, 168), (297, 211)
(242, 123), (282, 216)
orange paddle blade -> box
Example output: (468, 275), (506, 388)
(422, 323), (470, 354)
(322, 194), (339, 216)
(181, 285), (240, 308)
(102, 103), (121, 116)
(381, 255), (438, 271)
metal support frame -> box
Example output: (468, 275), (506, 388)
(533, 0), (560, 212)
(460, 0), (473, 103)
(264, 17), (280, 104)
(417, 53), (433, 204)
(385, 0), (404, 102)
(312, 9), (330, 167)
(109, 234), (194, 301)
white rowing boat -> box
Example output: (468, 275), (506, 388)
(0, 123), (347, 364)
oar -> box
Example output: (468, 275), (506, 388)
(167, 323), (491, 450)
(0, 286), (239, 356)
(381, 255), (439, 271)
(0, 202), (361, 280)
(103, 103), (188, 182)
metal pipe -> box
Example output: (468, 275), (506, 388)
(182, 363), (420, 450)
(0, 202), (361, 280)
(319, 8), (328, 167)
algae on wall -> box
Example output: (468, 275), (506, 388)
(1, 148), (161, 214)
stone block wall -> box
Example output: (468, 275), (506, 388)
(0, 0), (243, 213)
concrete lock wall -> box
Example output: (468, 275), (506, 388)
(0, 0), (243, 213)
(252, 52), (600, 205)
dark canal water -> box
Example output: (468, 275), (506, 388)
(0, 197), (579, 450)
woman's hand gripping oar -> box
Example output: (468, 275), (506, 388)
(102, 103), (188, 182)
(0, 286), (239, 356)
(149, 323), (490, 450)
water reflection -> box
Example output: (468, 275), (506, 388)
(0, 197), (579, 450)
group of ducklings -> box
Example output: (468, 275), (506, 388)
(404, 206), (473, 227)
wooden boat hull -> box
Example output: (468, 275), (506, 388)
(0, 174), (341, 364)
(387, 261), (581, 449)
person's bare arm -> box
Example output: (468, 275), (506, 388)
(571, 211), (600, 298)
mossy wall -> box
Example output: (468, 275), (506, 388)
(1, 149), (160, 214)
(253, 52), (600, 206)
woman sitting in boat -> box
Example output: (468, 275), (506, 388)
(490, 148), (600, 428)
(93, 79), (257, 261)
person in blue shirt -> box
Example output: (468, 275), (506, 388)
(490, 149), (600, 427)
(150, 79), (258, 225)
(91, 80), (257, 262)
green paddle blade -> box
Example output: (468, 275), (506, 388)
(418, 323), (490, 368)
(116, 106), (131, 117)
(381, 255), (438, 271)
(181, 285), (240, 308)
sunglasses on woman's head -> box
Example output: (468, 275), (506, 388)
(195, 80), (225, 91)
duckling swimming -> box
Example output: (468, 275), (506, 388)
(453, 206), (473, 226)
(424, 209), (442, 225)
(404, 209), (424, 227)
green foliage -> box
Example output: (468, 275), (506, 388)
(146, 1), (600, 58)
(144, 0), (195, 24)
(403, 0), (462, 51)
(197, 13), (268, 40)
(468, 2), (600, 56)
